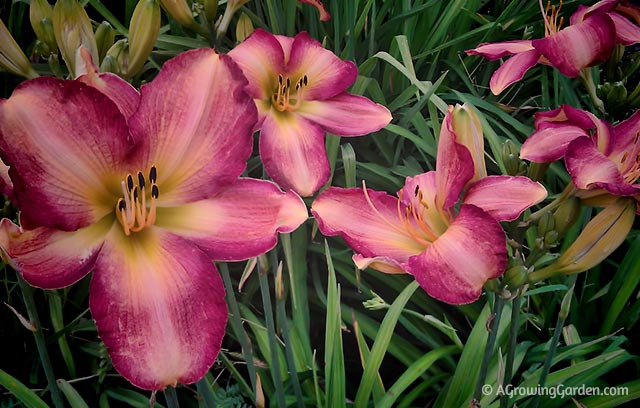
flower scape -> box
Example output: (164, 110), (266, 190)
(0, 1), (639, 407)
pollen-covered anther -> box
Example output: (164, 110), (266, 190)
(272, 74), (309, 112)
(115, 166), (159, 235)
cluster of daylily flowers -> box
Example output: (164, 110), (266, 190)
(1, 0), (640, 395)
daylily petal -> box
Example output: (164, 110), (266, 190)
(296, 92), (392, 136)
(532, 13), (616, 77)
(287, 32), (358, 100)
(610, 11), (640, 45)
(0, 217), (111, 289)
(352, 254), (406, 274)
(450, 104), (486, 182)
(259, 111), (330, 197)
(570, 0), (618, 24)
(227, 29), (285, 100)
(154, 178), (307, 261)
(609, 109), (640, 164)
(128, 48), (257, 204)
(489, 49), (541, 95)
(408, 204), (507, 305)
(520, 123), (589, 162)
(90, 227), (227, 390)
(311, 187), (425, 265)
(436, 107), (475, 210)
(298, 0), (330, 21)
(75, 47), (140, 119)
(0, 77), (130, 230)
(0, 161), (12, 199)
(463, 176), (547, 222)
(565, 136), (636, 195)
(465, 40), (535, 59)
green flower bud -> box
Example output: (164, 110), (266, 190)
(527, 162), (549, 182)
(102, 39), (129, 77)
(53, 0), (99, 77)
(30, 0), (57, 55)
(553, 196), (580, 235)
(95, 22), (115, 64)
(204, 0), (218, 23)
(537, 211), (555, 237)
(0, 19), (38, 78)
(235, 12), (253, 43)
(529, 199), (635, 282)
(543, 230), (559, 248)
(503, 264), (530, 289)
(502, 140), (523, 176)
(127, 0), (160, 78)
(160, 0), (208, 36)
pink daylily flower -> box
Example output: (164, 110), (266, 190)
(521, 104), (640, 211)
(311, 105), (547, 304)
(0, 49), (308, 390)
(228, 29), (392, 197)
(466, 1), (619, 94)
(571, 0), (640, 46)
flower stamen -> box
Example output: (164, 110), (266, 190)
(272, 74), (308, 112)
(116, 166), (159, 235)
(540, 0), (563, 37)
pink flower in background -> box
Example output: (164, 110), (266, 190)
(466, 1), (621, 94)
(521, 104), (640, 211)
(228, 29), (392, 196)
(312, 105), (546, 304)
(0, 48), (308, 390)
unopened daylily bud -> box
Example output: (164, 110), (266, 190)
(537, 211), (555, 237)
(0, 19), (38, 78)
(53, 0), (99, 77)
(95, 22), (115, 64)
(501, 140), (522, 176)
(451, 104), (486, 183)
(543, 230), (559, 248)
(127, 0), (160, 78)
(160, 0), (207, 36)
(257, 253), (269, 274)
(503, 264), (529, 289)
(529, 199), (636, 282)
(235, 12), (253, 43)
(275, 261), (284, 300)
(553, 197), (581, 235)
(215, 0), (251, 39)
(99, 54), (118, 74)
(102, 39), (128, 77)
(527, 162), (549, 182)
(204, 0), (218, 23)
(30, 0), (57, 55)
(606, 81), (627, 108)
(362, 291), (388, 310)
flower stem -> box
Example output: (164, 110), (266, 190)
(17, 275), (65, 408)
(579, 68), (604, 114)
(163, 385), (180, 408)
(527, 183), (576, 223)
(472, 296), (505, 402)
(531, 276), (576, 408)
(257, 261), (287, 408)
(500, 293), (522, 408)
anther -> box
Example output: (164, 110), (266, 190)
(149, 166), (157, 184)
(303, 75), (308, 86)
(118, 198), (126, 211)
(138, 171), (145, 189)
(127, 174), (134, 191)
(414, 185), (420, 196)
(151, 184), (159, 199)
(278, 74), (283, 85)
(133, 186), (139, 202)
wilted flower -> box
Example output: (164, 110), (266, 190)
(228, 29), (392, 196)
(0, 49), (307, 389)
(312, 105), (546, 304)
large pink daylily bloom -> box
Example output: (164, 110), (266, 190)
(466, 1), (619, 95)
(521, 104), (640, 212)
(311, 105), (547, 304)
(571, 0), (640, 46)
(0, 49), (308, 390)
(228, 29), (392, 197)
